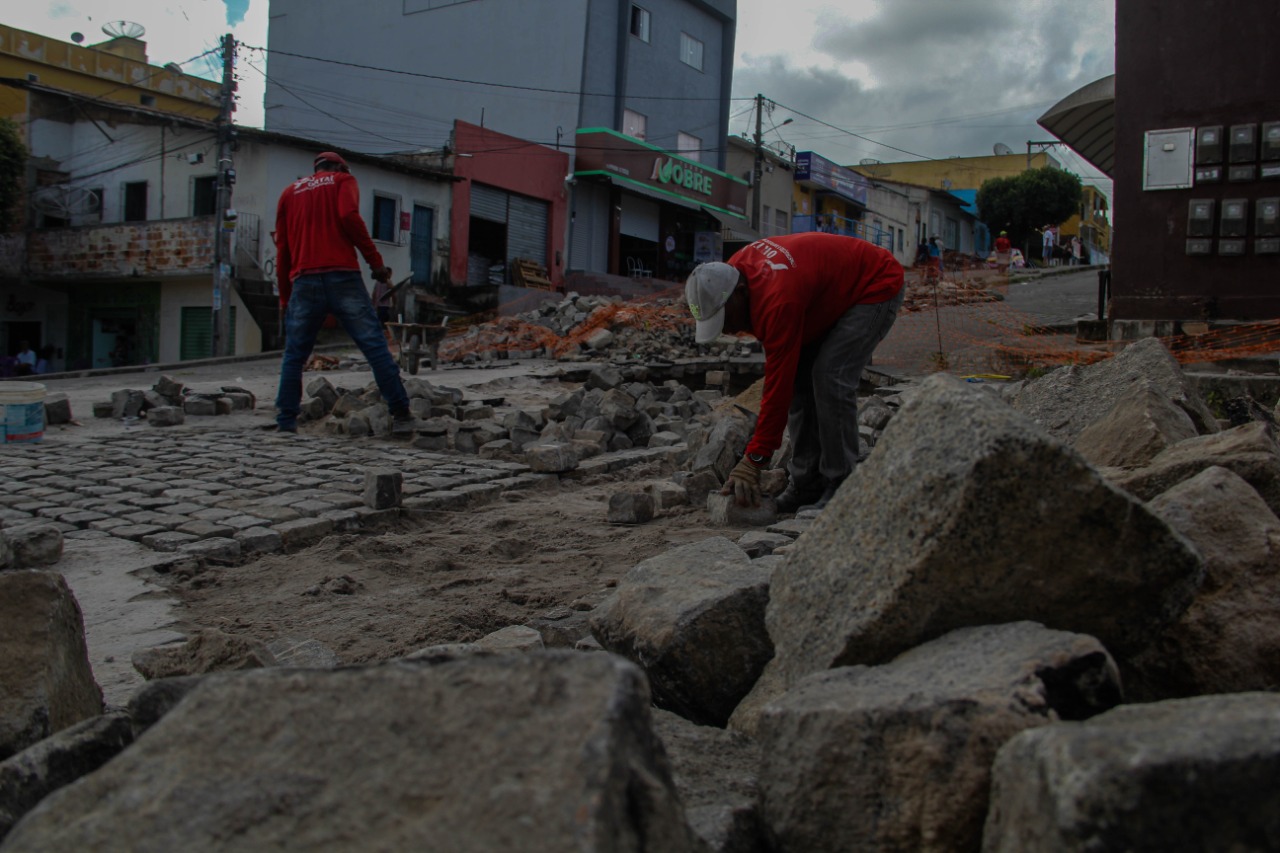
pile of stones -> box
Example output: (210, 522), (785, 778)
(8, 338), (1280, 850)
(91, 376), (255, 427)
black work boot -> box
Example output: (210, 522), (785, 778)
(799, 478), (846, 513)
(774, 481), (825, 514)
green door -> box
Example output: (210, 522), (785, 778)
(180, 307), (235, 360)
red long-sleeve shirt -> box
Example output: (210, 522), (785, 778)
(728, 233), (904, 459)
(273, 170), (385, 307)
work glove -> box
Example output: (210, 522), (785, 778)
(722, 455), (762, 507)
(372, 266), (392, 283)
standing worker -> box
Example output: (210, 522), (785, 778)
(993, 230), (1012, 273)
(272, 151), (412, 433)
(685, 233), (905, 512)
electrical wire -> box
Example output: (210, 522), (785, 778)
(243, 43), (754, 103)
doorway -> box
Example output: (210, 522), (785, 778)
(411, 205), (434, 286)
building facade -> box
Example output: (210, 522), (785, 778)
(1110, 0), (1278, 323)
(263, 0), (741, 285)
(0, 26), (455, 370)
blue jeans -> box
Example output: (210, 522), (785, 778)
(274, 270), (409, 429)
(786, 288), (904, 489)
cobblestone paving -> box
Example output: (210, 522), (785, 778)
(0, 430), (569, 561)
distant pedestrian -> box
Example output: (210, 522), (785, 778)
(272, 151), (412, 434)
(1041, 225), (1056, 266)
(1071, 235), (1084, 266)
(927, 236), (944, 279)
(14, 341), (35, 376)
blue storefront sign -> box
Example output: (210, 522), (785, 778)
(795, 151), (870, 207)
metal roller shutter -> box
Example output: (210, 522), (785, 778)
(471, 184), (508, 223)
(620, 194), (660, 241)
(508, 194), (549, 266)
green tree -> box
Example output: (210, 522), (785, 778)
(0, 117), (29, 231)
(977, 166), (1082, 251)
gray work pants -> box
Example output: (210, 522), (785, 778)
(786, 289), (904, 489)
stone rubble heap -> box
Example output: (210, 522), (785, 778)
(89, 375), (257, 427)
(6, 338), (1280, 850)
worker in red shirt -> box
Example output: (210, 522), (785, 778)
(272, 151), (411, 433)
(686, 233), (905, 512)
(994, 230), (1012, 273)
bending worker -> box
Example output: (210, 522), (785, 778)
(685, 233), (905, 512)
(272, 151), (411, 433)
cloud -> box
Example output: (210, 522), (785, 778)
(732, 0), (1114, 178)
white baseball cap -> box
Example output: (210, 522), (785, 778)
(685, 262), (740, 343)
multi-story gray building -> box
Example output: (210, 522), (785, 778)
(264, 0), (746, 285)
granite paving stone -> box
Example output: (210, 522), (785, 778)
(317, 494), (366, 509)
(162, 489), (215, 501)
(222, 514), (273, 530)
(61, 511), (110, 527)
(63, 529), (113, 541)
(293, 499), (338, 514)
(112, 524), (167, 541)
(235, 528), (284, 554)
(163, 502), (207, 516)
(244, 505), (302, 524)
(87, 518), (131, 532)
(318, 509), (361, 530)
(273, 518), (334, 549)
(191, 508), (238, 522)
(179, 537), (241, 561)
(176, 520), (236, 539)
(141, 531), (201, 552)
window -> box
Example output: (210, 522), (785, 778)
(762, 205), (772, 231)
(630, 5), (650, 42)
(192, 176), (218, 216)
(623, 109), (647, 142)
(677, 132), (701, 163)
(122, 181), (148, 221)
(371, 194), (398, 243)
(775, 209), (788, 235)
(140, 94), (156, 108)
(679, 33), (704, 71)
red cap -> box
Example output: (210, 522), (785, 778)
(314, 151), (348, 169)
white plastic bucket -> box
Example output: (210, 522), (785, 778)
(0, 381), (46, 444)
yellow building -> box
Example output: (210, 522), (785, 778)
(852, 152), (1060, 190)
(1057, 184), (1111, 256)
(0, 23), (220, 126)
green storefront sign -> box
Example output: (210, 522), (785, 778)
(574, 128), (748, 219)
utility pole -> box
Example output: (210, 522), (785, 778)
(211, 33), (236, 357)
(751, 93), (764, 233)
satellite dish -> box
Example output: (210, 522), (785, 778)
(859, 158), (882, 165)
(993, 142), (1013, 156)
(32, 186), (101, 219)
(70, 32), (85, 44)
(941, 178), (953, 190)
(101, 20), (146, 39)
(163, 62), (183, 74)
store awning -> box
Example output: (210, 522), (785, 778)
(1037, 75), (1116, 177)
(702, 206), (760, 242)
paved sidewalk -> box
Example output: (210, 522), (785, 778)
(2, 429), (556, 559)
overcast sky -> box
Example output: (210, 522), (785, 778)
(14, 0), (1114, 193)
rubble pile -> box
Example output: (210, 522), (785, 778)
(9, 339), (1280, 850)
(89, 375), (256, 427)
(900, 273), (1006, 312)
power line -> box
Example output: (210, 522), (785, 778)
(243, 43), (754, 103)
